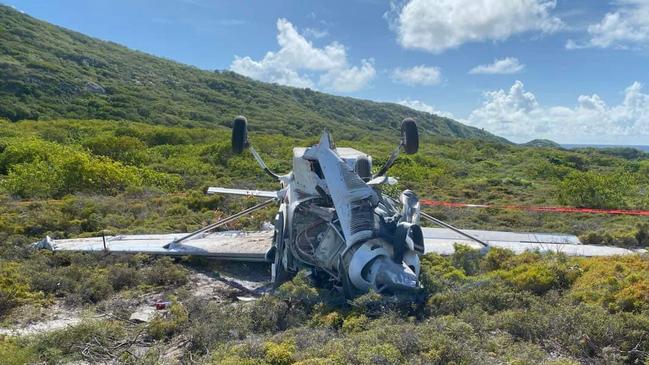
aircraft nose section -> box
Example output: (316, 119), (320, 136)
(373, 259), (420, 293)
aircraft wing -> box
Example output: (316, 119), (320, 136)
(33, 231), (273, 261)
(422, 227), (644, 256)
(206, 187), (279, 198)
(33, 227), (643, 260)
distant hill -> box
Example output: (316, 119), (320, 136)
(0, 5), (506, 142)
(522, 139), (561, 148)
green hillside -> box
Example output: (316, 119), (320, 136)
(0, 5), (504, 141)
(3, 6), (649, 365)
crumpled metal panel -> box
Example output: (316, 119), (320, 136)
(313, 131), (376, 246)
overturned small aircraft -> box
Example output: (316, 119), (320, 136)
(34, 117), (642, 297)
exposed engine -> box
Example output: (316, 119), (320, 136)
(281, 131), (425, 294)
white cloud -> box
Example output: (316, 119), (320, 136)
(398, 99), (454, 118)
(230, 57), (315, 88)
(566, 0), (649, 50)
(304, 28), (329, 39)
(387, 0), (563, 53)
(320, 60), (376, 93)
(391, 65), (442, 86)
(464, 80), (649, 144)
(469, 57), (525, 74)
(230, 18), (375, 92)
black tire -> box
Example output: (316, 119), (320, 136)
(401, 118), (419, 154)
(272, 212), (292, 288)
(338, 258), (358, 299)
(355, 156), (372, 182)
(232, 116), (248, 154)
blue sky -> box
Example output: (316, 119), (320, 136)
(5, 0), (649, 144)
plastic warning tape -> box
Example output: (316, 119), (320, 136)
(419, 199), (649, 216)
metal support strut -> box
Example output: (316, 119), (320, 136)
(387, 196), (489, 248)
(374, 143), (402, 179)
(163, 198), (276, 249)
(419, 211), (489, 248)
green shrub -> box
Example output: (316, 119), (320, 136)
(143, 257), (189, 287)
(419, 253), (467, 294)
(79, 271), (113, 303)
(356, 343), (402, 365)
(451, 244), (482, 275)
(147, 299), (188, 340)
(558, 170), (633, 209)
(311, 311), (343, 329)
(0, 137), (180, 198)
(31, 320), (126, 364)
(570, 256), (649, 312)
(264, 340), (296, 365)
(341, 314), (370, 334)
(0, 261), (45, 316)
(82, 134), (148, 165)
(108, 263), (142, 290)
(426, 280), (537, 316)
(493, 256), (582, 295)
(0, 339), (36, 365)
(480, 247), (515, 272)
(636, 223), (649, 246)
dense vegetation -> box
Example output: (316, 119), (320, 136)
(0, 119), (648, 364)
(1, 4), (649, 364)
(0, 5), (503, 142)
(2, 249), (649, 364)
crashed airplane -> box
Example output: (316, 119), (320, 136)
(34, 117), (644, 296)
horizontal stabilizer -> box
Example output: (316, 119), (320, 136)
(207, 187), (278, 198)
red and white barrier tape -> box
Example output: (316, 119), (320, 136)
(419, 199), (649, 216)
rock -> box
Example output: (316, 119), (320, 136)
(84, 81), (105, 94)
(129, 306), (156, 323)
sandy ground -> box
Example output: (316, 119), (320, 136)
(0, 263), (270, 338)
(0, 303), (96, 337)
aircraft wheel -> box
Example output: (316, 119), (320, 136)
(232, 116), (248, 154)
(338, 258), (358, 298)
(401, 118), (419, 154)
(272, 212), (293, 288)
(355, 156), (372, 182)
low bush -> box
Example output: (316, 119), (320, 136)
(0, 261), (45, 317)
(0, 338), (36, 365)
(558, 170), (634, 209)
(143, 257), (189, 287)
(570, 255), (649, 312)
(419, 253), (467, 295)
(0, 137), (181, 198)
(147, 299), (189, 340)
(492, 255), (582, 295)
(30, 320), (127, 364)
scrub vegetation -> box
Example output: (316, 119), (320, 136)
(1, 4), (649, 364)
(0, 5), (502, 142)
(0, 119), (648, 364)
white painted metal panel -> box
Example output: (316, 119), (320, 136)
(35, 228), (643, 260)
(422, 227), (581, 244)
(38, 231), (272, 261)
(423, 238), (642, 256)
(206, 187), (278, 198)
(422, 227), (643, 256)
